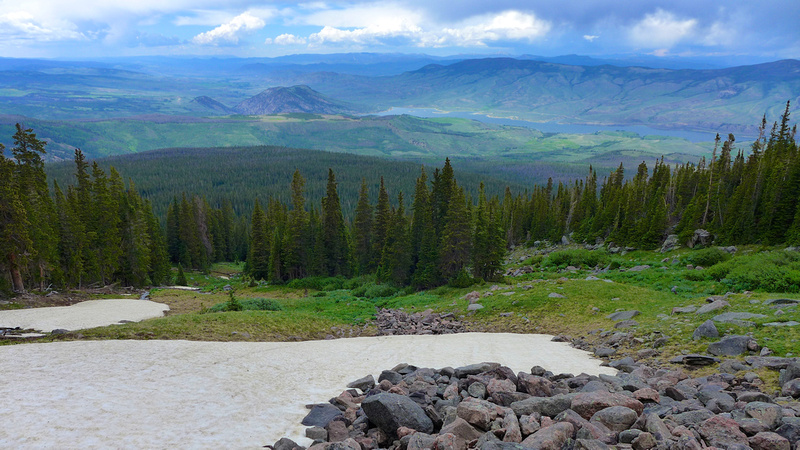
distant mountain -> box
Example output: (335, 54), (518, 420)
(297, 57), (800, 134)
(233, 85), (359, 115)
(188, 96), (234, 114)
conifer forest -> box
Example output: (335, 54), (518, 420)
(1, 103), (799, 293)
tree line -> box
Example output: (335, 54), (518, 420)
(3, 103), (799, 294)
(1, 124), (169, 293)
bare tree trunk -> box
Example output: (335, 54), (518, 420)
(9, 253), (24, 292)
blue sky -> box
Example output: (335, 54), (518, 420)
(1, 0), (798, 61)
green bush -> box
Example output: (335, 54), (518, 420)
(448, 269), (478, 288)
(286, 276), (346, 291)
(543, 249), (610, 269)
(207, 297), (282, 312)
(706, 251), (800, 292)
(683, 248), (731, 268)
(351, 282), (398, 299)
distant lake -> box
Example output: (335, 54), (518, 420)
(370, 107), (751, 143)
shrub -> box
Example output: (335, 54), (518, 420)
(683, 248), (731, 268)
(175, 265), (188, 286)
(543, 249), (610, 269)
(207, 297), (282, 312)
(351, 282), (398, 299)
(706, 251), (800, 292)
(448, 269), (478, 288)
(286, 276), (345, 291)
(223, 291), (242, 311)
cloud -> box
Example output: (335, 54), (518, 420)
(192, 11), (267, 45)
(266, 33), (307, 45)
(0, 10), (86, 41)
(629, 9), (697, 49)
(583, 35), (599, 42)
(304, 9), (550, 48)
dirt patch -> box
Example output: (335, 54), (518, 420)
(3, 287), (147, 309)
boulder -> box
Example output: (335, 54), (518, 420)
(302, 404), (344, 427)
(570, 391), (644, 420)
(689, 229), (713, 248)
(273, 438), (304, 450)
(696, 299), (730, 315)
(745, 402), (784, 429)
(782, 379), (800, 398)
(520, 422), (574, 450)
(361, 393), (434, 435)
(749, 432), (791, 450)
(590, 406), (639, 434)
(456, 398), (497, 430)
(707, 335), (759, 356)
(713, 312), (767, 324)
(698, 415), (750, 448)
(660, 235), (680, 252)
(693, 320), (720, 340)
(517, 373), (554, 397)
(347, 375), (376, 391)
(606, 310), (640, 321)
(510, 394), (575, 417)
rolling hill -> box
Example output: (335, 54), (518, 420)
(233, 85), (359, 115)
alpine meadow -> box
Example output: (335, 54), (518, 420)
(2, 1), (800, 449)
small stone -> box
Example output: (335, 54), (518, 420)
(692, 320), (719, 340)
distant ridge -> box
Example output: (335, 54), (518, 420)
(189, 96), (234, 114)
(234, 85), (357, 115)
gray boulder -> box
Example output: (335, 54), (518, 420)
(510, 394), (575, 417)
(301, 404), (343, 427)
(692, 320), (719, 340)
(707, 335), (759, 356)
(713, 312), (767, 324)
(689, 229), (713, 248)
(696, 299), (730, 315)
(606, 310), (640, 321)
(660, 234), (680, 252)
(346, 374), (375, 391)
(361, 393), (434, 435)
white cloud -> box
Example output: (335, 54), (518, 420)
(303, 9), (550, 48)
(266, 33), (307, 45)
(0, 10), (86, 41)
(174, 10), (234, 27)
(629, 9), (697, 48)
(583, 34), (599, 42)
(192, 11), (267, 45)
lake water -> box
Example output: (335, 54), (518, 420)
(370, 107), (752, 143)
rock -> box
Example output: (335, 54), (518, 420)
(517, 373), (554, 397)
(775, 418), (800, 448)
(440, 417), (481, 447)
(631, 432), (657, 450)
(708, 335), (759, 356)
(672, 305), (697, 314)
(713, 312), (768, 323)
(548, 292), (565, 298)
(672, 354), (720, 366)
(520, 422), (574, 450)
(454, 363), (499, 378)
(696, 299), (730, 315)
(361, 393), (434, 435)
(510, 394), (575, 418)
(347, 375), (376, 392)
(606, 310), (640, 321)
(693, 320), (720, 340)
(273, 437), (304, 450)
(407, 433), (436, 450)
(302, 404), (343, 427)
(698, 415), (750, 448)
(590, 406), (639, 434)
(456, 398), (497, 430)
(782, 379), (800, 398)
(628, 265), (650, 272)
(689, 229), (712, 248)
(594, 347), (617, 358)
(749, 432), (791, 450)
(764, 321), (800, 327)
(465, 291), (481, 302)
(574, 439), (610, 450)
(378, 370), (403, 385)
(764, 298), (800, 306)
(570, 391), (644, 420)
(745, 402), (784, 429)
(661, 235), (680, 252)
(779, 362), (800, 386)
(326, 419), (349, 442)
(486, 378), (517, 396)
(467, 304), (484, 311)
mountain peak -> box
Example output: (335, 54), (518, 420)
(234, 85), (355, 115)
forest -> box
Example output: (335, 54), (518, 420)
(1, 102), (799, 294)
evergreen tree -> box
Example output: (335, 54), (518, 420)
(247, 200), (271, 281)
(282, 170), (308, 279)
(377, 193), (412, 285)
(321, 169), (350, 277)
(0, 148), (31, 292)
(352, 179), (373, 275)
(472, 183), (505, 281)
(438, 185), (472, 281)
(371, 177), (391, 263)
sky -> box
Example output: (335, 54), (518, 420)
(0, 0), (798, 61)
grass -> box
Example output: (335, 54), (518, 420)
(5, 248), (799, 372)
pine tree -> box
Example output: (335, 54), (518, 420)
(247, 200), (271, 281)
(472, 183), (505, 281)
(0, 148), (31, 292)
(352, 179), (373, 275)
(372, 177), (391, 264)
(438, 185), (472, 281)
(321, 169), (350, 277)
(282, 170), (308, 279)
(410, 168), (439, 288)
(377, 193), (412, 285)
